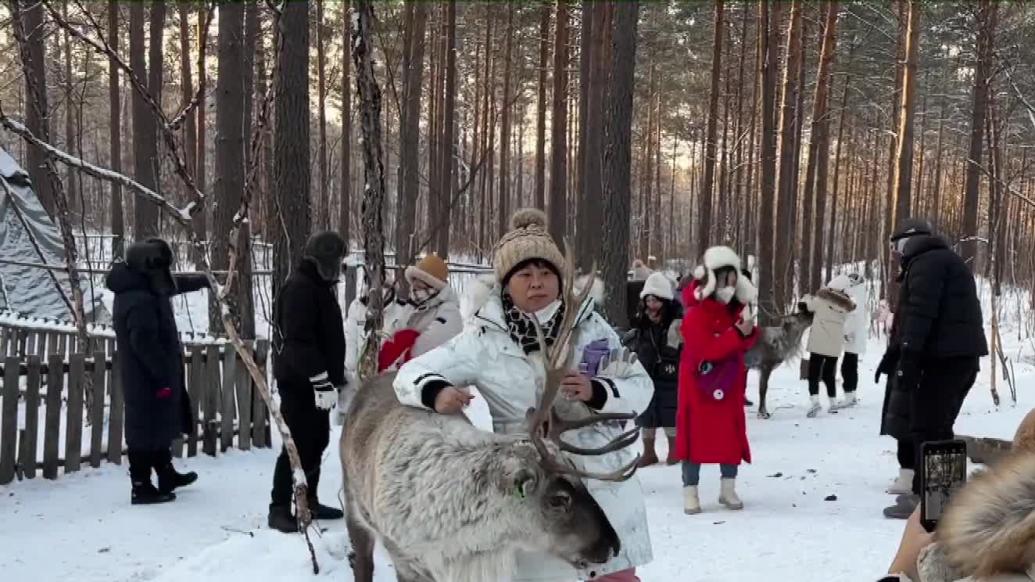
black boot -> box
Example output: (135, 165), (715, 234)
(268, 504), (298, 533)
(129, 450), (175, 505)
(153, 450), (198, 494)
(308, 499), (344, 520)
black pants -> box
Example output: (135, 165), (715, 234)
(909, 357), (979, 494)
(127, 448), (173, 484)
(270, 384), (331, 508)
(808, 354), (838, 398)
(897, 438), (915, 470)
(841, 352), (859, 394)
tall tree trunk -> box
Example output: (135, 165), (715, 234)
(698, 0), (724, 257)
(435, 0), (456, 257)
(108, 4), (124, 258)
(535, 4), (550, 210)
(273, 1), (312, 301)
(804, 1), (838, 292)
(961, 0), (996, 267)
(891, 0), (921, 231)
(212, 2), (246, 333)
(395, 1), (427, 267)
(196, 4), (208, 248)
(13, 0), (55, 217)
(773, 0), (800, 312)
(601, 0), (638, 328)
(578, 3), (608, 273)
(239, 0), (257, 339)
(826, 72), (851, 282)
(757, 0), (782, 322)
(549, 0), (570, 244)
(339, 0), (352, 245)
(316, 0), (329, 230)
(498, 3), (515, 239)
(178, 4), (197, 202)
(130, 3), (158, 238)
(62, 3), (77, 219)
(352, 0), (388, 378)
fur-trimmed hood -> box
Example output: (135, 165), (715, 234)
(937, 452), (1035, 579)
(690, 246), (757, 304)
(815, 287), (856, 312)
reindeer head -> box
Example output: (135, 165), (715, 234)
(515, 244), (639, 569)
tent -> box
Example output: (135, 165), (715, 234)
(0, 145), (104, 321)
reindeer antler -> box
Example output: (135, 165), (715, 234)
(526, 243), (641, 483)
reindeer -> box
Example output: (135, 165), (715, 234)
(340, 273), (640, 582)
(744, 303), (815, 419)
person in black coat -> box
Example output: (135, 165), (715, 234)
(107, 238), (208, 505)
(268, 231), (348, 533)
(876, 219), (989, 519)
(624, 272), (682, 467)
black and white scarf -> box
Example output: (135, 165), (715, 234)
(501, 293), (567, 354)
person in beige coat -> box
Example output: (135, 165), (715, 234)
(801, 287), (856, 417)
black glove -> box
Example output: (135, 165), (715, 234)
(894, 352), (921, 392)
(875, 346), (901, 383)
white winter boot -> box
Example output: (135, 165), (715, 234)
(829, 392), (858, 412)
(806, 395), (822, 418)
(887, 469), (915, 495)
(719, 478), (744, 510)
(683, 486), (702, 515)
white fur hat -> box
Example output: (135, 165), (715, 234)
(692, 246), (757, 304)
(640, 272), (674, 301)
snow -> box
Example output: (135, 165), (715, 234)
(2, 286), (1033, 581)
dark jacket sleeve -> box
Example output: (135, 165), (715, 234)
(172, 274), (210, 295)
(125, 301), (176, 389)
(278, 281), (328, 381)
(900, 256), (946, 354)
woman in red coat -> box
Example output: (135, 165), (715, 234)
(675, 246), (759, 515)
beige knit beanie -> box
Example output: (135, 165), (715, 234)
(493, 208), (568, 285)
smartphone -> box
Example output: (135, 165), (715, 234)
(920, 439), (968, 532)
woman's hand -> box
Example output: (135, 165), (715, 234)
(735, 318), (755, 337)
(433, 386), (474, 414)
(887, 508), (935, 581)
(561, 373), (594, 402)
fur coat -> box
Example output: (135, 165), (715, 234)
(802, 287), (856, 358)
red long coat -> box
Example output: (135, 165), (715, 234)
(674, 283), (759, 465)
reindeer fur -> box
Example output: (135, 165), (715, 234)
(744, 307), (815, 419)
(341, 374), (619, 582)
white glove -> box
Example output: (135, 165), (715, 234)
(597, 348), (639, 379)
(310, 372), (337, 411)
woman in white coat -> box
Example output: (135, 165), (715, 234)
(801, 286), (856, 417)
(828, 273), (868, 410)
(395, 209), (654, 582)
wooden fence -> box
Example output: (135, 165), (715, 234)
(0, 340), (270, 485)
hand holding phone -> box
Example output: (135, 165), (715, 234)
(920, 439), (968, 532)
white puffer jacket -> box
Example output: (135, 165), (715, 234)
(387, 286), (464, 360)
(395, 289), (654, 581)
(803, 287), (856, 358)
(828, 273), (869, 355)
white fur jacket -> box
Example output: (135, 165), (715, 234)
(890, 453), (1035, 582)
(828, 274), (869, 354)
(395, 281), (654, 581)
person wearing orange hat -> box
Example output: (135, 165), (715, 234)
(377, 254), (462, 372)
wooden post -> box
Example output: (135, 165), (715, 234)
(25, 359), (43, 478)
(89, 351), (106, 468)
(107, 351), (124, 465)
(203, 344), (220, 456)
(252, 340), (269, 447)
(64, 353), (86, 473)
(235, 344), (252, 451)
(220, 346), (237, 452)
(0, 356), (20, 483)
(187, 347), (204, 456)
(43, 354), (64, 479)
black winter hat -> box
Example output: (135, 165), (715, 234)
(303, 231), (347, 282)
(890, 218), (933, 242)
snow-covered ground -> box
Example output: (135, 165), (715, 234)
(3, 327), (1032, 582)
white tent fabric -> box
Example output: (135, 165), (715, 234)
(0, 146), (103, 321)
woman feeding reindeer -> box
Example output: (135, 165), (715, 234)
(675, 246), (759, 515)
(395, 209), (654, 582)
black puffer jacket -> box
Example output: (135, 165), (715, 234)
(625, 300), (682, 429)
(273, 260), (346, 390)
(107, 264), (208, 450)
(896, 235), (988, 359)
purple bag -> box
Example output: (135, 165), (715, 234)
(696, 357), (740, 401)
(580, 339), (611, 376)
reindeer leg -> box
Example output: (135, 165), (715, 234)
(345, 509), (376, 582)
(757, 368), (772, 420)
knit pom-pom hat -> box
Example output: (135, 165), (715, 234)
(493, 208), (568, 285)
